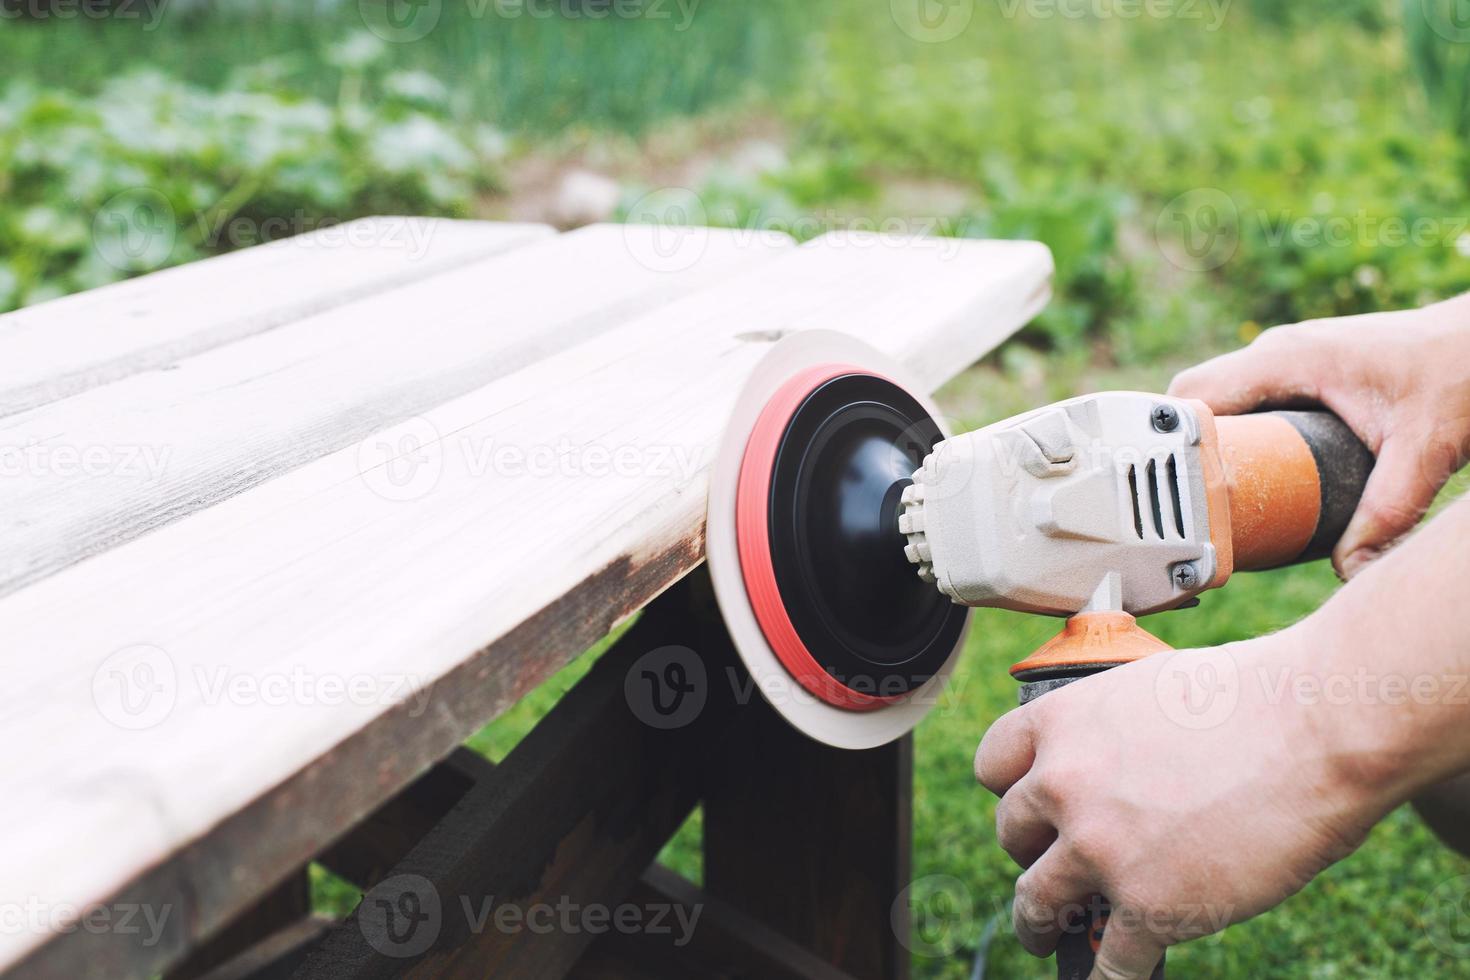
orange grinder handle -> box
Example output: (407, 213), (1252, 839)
(1212, 409), (1375, 572)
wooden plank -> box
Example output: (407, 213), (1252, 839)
(0, 217), (552, 418)
(704, 700), (914, 980)
(568, 866), (858, 980)
(0, 223), (797, 597)
(165, 872), (312, 980)
(0, 233), (1051, 977)
(315, 749), (855, 980)
(291, 571), (735, 979)
(317, 750), (481, 891)
(195, 917), (336, 980)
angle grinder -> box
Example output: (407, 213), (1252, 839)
(706, 331), (1373, 975)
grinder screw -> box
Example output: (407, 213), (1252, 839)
(1172, 562), (1200, 590)
(1152, 404), (1180, 433)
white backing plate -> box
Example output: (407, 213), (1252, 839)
(705, 329), (971, 750)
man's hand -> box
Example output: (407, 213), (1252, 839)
(975, 630), (1388, 978)
(975, 496), (1470, 978)
(1168, 301), (1470, 579)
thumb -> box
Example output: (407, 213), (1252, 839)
(1334, 438), (1438, 579)
(1167, 331), (1328, 415)
(1087, 921), (1165, 980)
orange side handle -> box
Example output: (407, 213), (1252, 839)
(1203, 407), (1375, 573)
(1213, 414), (1322, 570)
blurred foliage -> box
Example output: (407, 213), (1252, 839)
(779, 10), (1470, 356)
(1243, 0), (1394, 30)
(0, 0), (822, 132)
(0, 33), (502, 310)
(600, 3), (1470, 361)
(1407, 0), (1470, 141)
(8, 1), (1470, 349)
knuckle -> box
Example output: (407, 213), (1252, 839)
(994, 796), (1016, 838)
(973, 741), (998, 790)
(1067, 824), (1116, 876)
(1030, 767), (1063, 807)
(994, 797), (1028, 857)
(1012, 875), (1061, 935)
(1032, 758), (1087, 808)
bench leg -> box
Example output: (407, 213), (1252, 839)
(163, 869), (312, 980)
(189, 569), (914, 980)
(703, 695), (913, 980)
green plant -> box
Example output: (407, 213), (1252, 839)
(1406, 0), (1470, 142)
(0, 40), (503, 311)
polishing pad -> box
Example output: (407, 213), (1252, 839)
(707, 331), (970, 749)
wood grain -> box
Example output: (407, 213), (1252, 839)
(0, 223), (795, 597)
(0, 217), (552, 418)
(705, 701), (913, 980)
(0, 229), (1051, 978)
(569, 866), (859, 980)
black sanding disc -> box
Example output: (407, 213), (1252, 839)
(767, 373), (966, 698)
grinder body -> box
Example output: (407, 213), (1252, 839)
(900, 391), (1373, 979)
(901, 392), (1374, 676)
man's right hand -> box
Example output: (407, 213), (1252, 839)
(1168, 300), (1470, 579)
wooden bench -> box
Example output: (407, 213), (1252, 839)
(0, 216), (1052, 980)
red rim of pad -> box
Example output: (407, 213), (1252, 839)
(734, 363), (905, 712)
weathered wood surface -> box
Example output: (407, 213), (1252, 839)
(0, 223), (793, 596)
(0, 217), (551, 419)
(0, 219), (1052, 978)
(705, 701), (914, 980)
(195, 918), (336, 980)
(568, 866), (858, 980)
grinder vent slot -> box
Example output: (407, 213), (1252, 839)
(1166, 454), (1186, 537)
(1145, 459), (1165, 538)
(1129, 455), (1185, 541)
(1127, 465), (1144, 539)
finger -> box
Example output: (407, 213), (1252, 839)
(1167, 328), (1331, 415)
(1334, 438), (1438, 579)
(1012, 844), (1095, 958)
(975, 707), (1037, 797)
(1088, 918), (1167, 980)
(995, 777), (1057, 869)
